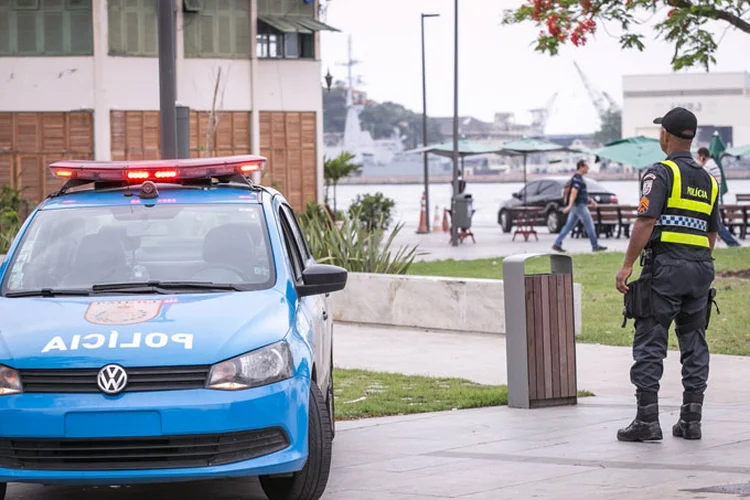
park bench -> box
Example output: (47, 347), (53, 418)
(736, 193), (750, 204)
(617, 205), (638, 238)
(721, 204), (748, 239)
(572, 205), (635, 239)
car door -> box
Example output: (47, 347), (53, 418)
(278, 203), (330, 395)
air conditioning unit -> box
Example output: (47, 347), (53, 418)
(183, 0), (202, 13)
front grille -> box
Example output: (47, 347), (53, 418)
(0, 428), (290, 471)
(19, 366), (210, 393)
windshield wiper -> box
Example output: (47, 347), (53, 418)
(91, 281), (242, 294)
(5, 288), (92, 298)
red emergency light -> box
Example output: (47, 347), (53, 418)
(49, 155), (266, 183)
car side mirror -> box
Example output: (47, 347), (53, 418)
(297, 263), (348, 297)
(512, 192), (521, 199)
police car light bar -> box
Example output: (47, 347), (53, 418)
(49, 155), (266, 183)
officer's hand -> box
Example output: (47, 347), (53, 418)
(616, 265), (632, 294)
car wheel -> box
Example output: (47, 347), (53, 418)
(0, 482), (5, 499)
(546, 209), (561, 233)
(499, 210), (512, 233)
(259, 383), (332, 500)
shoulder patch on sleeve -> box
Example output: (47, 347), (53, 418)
(642, 179), (654, 195)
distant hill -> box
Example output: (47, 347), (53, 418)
(322, 86), (442, 149)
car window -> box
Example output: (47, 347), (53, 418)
(278, 207), (304, 283)
(2, 203), (274, 293)
(281, 204), (312, 265)
(539, 181), (560, 196)
(519, 181), (539, 196)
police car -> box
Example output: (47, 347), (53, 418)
(0, 156), (347, 500)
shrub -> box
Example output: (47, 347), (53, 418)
(300, 207), (422, 275)
(0, 186), (25, 254)
(348, 192), (396, 231)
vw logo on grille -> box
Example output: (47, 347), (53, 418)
(97, 364), (128, 395)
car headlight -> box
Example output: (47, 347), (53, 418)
(206, 341), (293, 391)
(0, 365), (22, 396)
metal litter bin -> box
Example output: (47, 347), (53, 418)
(453, 193), (474, 229)
(503, 253), (578, 409)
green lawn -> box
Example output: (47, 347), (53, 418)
(408, 247), (750, 356)
(333, 368), (593, 420)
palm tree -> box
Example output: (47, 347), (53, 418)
(324, 151), (362, 214)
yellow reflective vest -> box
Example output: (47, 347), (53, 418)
(655, 160), (718, 248)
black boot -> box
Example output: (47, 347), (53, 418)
(673, 392), (703, 440)
(617, 391), (663, 442)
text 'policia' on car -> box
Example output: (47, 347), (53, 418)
(0, 155), (348, 500)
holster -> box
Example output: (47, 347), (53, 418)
(705, 287), (720, 330)
(622, 274), (654, 328)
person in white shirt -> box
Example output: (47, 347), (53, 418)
(696, 147), (741, 247)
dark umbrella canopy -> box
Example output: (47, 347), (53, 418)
(591, 136), (665, 170)
(709, 133), (729, 203)
(724, 144), (750, 158)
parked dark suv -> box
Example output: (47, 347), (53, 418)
(497, 177), (618, 233)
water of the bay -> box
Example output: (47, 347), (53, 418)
(336, 179), (750, 228)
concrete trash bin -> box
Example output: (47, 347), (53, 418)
(453, 193), (474, 229)
(503, 253), (578, 409)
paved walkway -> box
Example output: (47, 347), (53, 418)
(390, 225), (745, 262)
(333, 323), (750, 405)
(7, 325), (750, 499)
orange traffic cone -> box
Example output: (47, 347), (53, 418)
(417, 193), (429, 234)
(442, 208), (450, 232)
(433, 205), (442, 232)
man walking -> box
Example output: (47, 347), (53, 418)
(552, 159), (607, 252)
(697, 147), (741, 247)
(615, 107), (720, 442)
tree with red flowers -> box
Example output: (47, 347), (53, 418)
(502, 0), (750, 71)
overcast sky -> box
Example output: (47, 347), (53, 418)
(318, 0), (750, 135)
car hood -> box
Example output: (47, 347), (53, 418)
(0, 290), (294, 369)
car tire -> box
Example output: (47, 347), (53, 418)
(546, 209), (562, 233)
(499, 210), (512, 233)
(259, 383), (332, 500)
(0, 482), (5, 499)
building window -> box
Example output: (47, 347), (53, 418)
(0, 0), (93, 56)
(108, 0), (157, 57)
(183, 0), (250, 59)
(256, 21), (314, 60)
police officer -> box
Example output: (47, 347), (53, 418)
(615, 107), (721, 442)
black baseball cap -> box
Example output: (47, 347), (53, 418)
(653, 107), (697, 139)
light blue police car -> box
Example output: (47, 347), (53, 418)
(0, 156), (347, 500)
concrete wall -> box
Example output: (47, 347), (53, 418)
(331, 273), (583, 336)
(622, 72), (750, 147)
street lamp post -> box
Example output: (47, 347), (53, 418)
(157, 0), (177, 159)
(420, 13), (440, 234)
(450, 0), (459, 246)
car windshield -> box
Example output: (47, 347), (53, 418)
(2, 203), (275, 294)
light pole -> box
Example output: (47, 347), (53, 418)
(157, 0), (177, 159)
(420, 13), (440, 234)
(450, 0), (459, 246)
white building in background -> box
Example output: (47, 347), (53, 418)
(622, 72), (750, 150)
(0, 0), (338, 211)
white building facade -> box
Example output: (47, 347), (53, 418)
(622, 72), (750, 150)
(0, 0), (337, 211)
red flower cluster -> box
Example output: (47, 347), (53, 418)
(525, 0), (598, 48)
